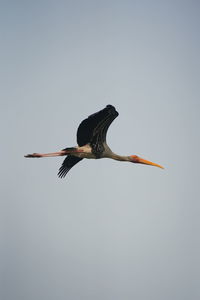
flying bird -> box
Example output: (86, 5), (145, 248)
(25, 105), (163, 177)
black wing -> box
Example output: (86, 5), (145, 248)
(58, 156), (83, 178)
(77, 105), (119, 146)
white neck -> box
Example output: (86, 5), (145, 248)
(109, 153), (130, 162)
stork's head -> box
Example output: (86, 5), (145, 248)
(130, 155), (164, 169)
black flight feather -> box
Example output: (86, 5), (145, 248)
(58, 105), (118, 177)
(77, 105), (118, 147)
(58, 156), (83, 178)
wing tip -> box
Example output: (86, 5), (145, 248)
(57, 167), (69, 178)
(106, 104), (119, 116)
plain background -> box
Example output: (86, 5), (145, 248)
(1, 1), (200, 299)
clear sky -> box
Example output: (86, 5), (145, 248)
(1, 1), (200, 300)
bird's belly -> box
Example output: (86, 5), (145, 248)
(77, 152), (96, 159)
(74, 145), (96, 159)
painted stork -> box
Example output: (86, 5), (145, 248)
(25, 105), (164, 177)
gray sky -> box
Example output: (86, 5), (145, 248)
(1, 1), (200, 300)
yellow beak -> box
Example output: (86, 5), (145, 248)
(131, 155), (164, 169)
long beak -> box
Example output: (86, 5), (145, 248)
(131, 155), (164, 169)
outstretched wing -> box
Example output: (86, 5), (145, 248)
(76, 105), (119, 146)
(58, 156), (83, 178)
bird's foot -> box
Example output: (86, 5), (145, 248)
(24, 153), (41, 158)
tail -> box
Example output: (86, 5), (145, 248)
(61, 147), (77, 152)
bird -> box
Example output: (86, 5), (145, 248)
(25, 105), (164, 178)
